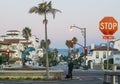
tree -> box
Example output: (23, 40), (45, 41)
(40, 39), (51, 66)
(72, 37), (78, 58)
(47, 39), (51, 49)
(41, 51), (57, 67)
(53, 48), (58, 56)
(40, 40), (45, 49)
(53, 48), (58, 60)
(70, 40), (74, 48)
(72, 37), (78, 44)
(68, 37), (78, 49)
(29, 1), (61, 79)
(40, 39), (51, 49)
(78, 53), (85, 66)
(22, 27), (31, 41)
(65, 40), (71, 57)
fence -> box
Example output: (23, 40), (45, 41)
(103, 64), (120, 84)
(92, 63), (119, 70)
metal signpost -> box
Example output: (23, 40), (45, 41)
(99, 17), (118, 82)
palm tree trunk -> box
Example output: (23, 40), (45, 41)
(44, 13), (49, 79)
(68, 47), (70, 57)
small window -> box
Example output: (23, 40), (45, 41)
(115, 58), (119, 61)
(103, 51), (106, 58)
(96, 52), (99, 58)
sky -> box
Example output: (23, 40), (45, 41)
(0, 0), (120, 49)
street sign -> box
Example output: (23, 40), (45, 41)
(99, 17), (118, 35)
(103, 35), (114, 40)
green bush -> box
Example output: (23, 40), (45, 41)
(3, 67), (48, 70)
(104, 60), (112, 69)
(0, 55), (7, 65)
(9, 60), (16, 64)
(0, 77), (52, 81)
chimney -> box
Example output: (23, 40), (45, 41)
(91, 44), (94, 50)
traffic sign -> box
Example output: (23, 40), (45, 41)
(99, 17), (118, 35)
(103, 35), (114, 40)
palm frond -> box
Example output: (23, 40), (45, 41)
(47, 8), (61, 18)
(39, 1), (47, 9)
(29, 6), (39, 13)
(29, 1), (61, 18)
(47, 1), (52, 9)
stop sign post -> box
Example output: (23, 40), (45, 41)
(99, 17), (118, 71)
(99, 17), (118, 39)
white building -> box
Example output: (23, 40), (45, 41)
(110, 39), (120, 50)
(86, 44), (118, 65)
(109, 51), (120, 65)
(0, 30), (43, 65)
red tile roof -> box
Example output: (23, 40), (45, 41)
(0, 41), (10, 45)
(4, 39), (20, 44)
(91, 46), (118, 51)
(7, 30), (20, 32)
(0, 49), (15, 53)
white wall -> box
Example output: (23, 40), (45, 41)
(92, 51), (111, 63)
(113, 40), (120, 50)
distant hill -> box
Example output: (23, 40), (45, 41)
(50, 48), (84, 56)
(50, 48), (68, 56)
(58, 49), (69, 56)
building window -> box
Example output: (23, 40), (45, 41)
(103, 51), (106, 58)
(96, 52), (99, 58)
(115, 58), (120, 61)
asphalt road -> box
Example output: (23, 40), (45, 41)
(0, 80), (103, 84)
(63, 69), (104, 83)
(0, 69), (104, 84)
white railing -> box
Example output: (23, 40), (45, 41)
(103, 64), (120, 84)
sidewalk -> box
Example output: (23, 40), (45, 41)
(61, 75), (80, 80)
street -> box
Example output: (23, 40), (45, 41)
(0, 80), (103, 84)
(0, 69), (104, 84)
(63, 69), (104, 84)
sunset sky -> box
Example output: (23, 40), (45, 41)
(0, 0), (120, 49)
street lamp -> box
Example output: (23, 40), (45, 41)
(70, 25), (87, 65)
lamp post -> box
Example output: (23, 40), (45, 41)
(70, 25), (87, 65)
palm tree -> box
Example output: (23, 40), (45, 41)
(29, 1), (61, 79)
(72, 37), (78, 47)
(40, 39), (51, 49)
(40, 40), (45, 49)
(53, 48), (58, 57)
(65, 40), (71, 57)
(72, 37), (77, 44)
(47, 39), (51, 49)
(22, 27), (31, 41)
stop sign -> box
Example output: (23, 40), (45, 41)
(99, 17), (118, 35)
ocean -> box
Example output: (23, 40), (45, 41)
(50, 48), (84, 56)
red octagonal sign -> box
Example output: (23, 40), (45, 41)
(99, 17), (118, 35)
